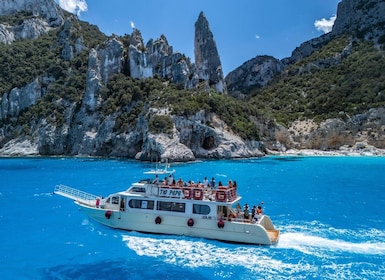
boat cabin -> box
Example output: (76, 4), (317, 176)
(99, 177), (246, 222)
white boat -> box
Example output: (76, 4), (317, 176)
(54, 166), (280, 245)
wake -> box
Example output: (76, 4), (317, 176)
(277, 232), (385, 255)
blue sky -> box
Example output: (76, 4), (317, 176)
(56, 0), (341, 75)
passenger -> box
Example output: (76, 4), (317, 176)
(218, 181), (223, 187)
(257, 205), (263, 215)
(177, 178), (183, 187)
(153, 174), (159, 184)
(253, 205), (263, 222)
(233, 181), (237, 190)
(95, 197), (100, 208)
(243, 204), (250, 220)
(210, 177), (216, 189)
(236, 203), (243, 220)
(251, 205), (257, 217)
(167, 174), (173, 185)
(171, 179), (176, 186)
(203, 177), (209, 187)
(228, 180), (233, 188)
(236, 203), (241, 212)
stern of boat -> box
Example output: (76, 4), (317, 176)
(259, 215), (280, 244)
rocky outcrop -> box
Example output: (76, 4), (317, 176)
(128, 29), (197, 89)
(225, 56), (284, 94)
(194, 12), (227, 94)
(0, 78), (42, 119)
(127, 12), (228, 93)
(332, 0), (385, 41)
(0, 0), (64, 44)
(226, 0), (385, 92)
(58, 18), (87, 60)
(0, 24), (14, 44)
(0, 0), (64, 27)
(266, 107), (385, 152)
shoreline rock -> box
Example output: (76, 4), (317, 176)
(268, 142), (385, 157)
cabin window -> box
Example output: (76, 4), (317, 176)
(131, 186), (146, 193)
(193, 204), (210, 215)
(111, 196), (119, 204)
(157, 201), (185, 213)
(128, 199), (154, 209)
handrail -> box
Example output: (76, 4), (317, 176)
(54, 184), (98, 202)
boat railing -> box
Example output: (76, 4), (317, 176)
(139, 182), (238, 202)
(54, 184), (98, 205)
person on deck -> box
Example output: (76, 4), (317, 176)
(253, 205), (263, 222)
(177, 178), (183, 187)
(228, 180), (233, 188)
(243, 204), (250, 220)
(203, 177), (209, 187)
(210, 177), (216, 189)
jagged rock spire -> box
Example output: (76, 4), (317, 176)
(194, 11), (227, 93)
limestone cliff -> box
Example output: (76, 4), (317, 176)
(1, 0), (385, 160)
(225, 56), (283, 94)
(0, 0), (64, 44)
(226, 0), (385, 92)
(194, 12), (227, 94)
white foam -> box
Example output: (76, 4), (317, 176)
(278, 232), (385, 256)
(33, 192), (53, 197)
(121, 235), (311, 274)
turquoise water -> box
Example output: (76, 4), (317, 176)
(0, 156), (384, 279)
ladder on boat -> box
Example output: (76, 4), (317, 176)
(54, 184), (98, 205)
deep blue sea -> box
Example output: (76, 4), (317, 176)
(1, 156), (384, 279)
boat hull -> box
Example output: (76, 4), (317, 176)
(77, 202), (278, 245)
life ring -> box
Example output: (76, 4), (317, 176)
(183, 188), (192, 199)
(193, 189), (203, 200)
(187, 218), (194, 227)
(105, 210), (112, 219)
(217, 219), (225, 229)
(215, 190), (227, 202)
(155, 216), (162, 224)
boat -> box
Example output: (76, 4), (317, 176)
(54, 165), (280, 245)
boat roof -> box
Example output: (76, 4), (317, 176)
(143, 169), (176, 175)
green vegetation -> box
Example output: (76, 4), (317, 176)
(101, 74), (260, 140)
(249, 37), (385, 125)
(1, 11), (385, 144)
(149, 115), (173, 135)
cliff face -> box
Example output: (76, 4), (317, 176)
(0, 0), (63, 44)
(226, 0), (385, 91)
(194, 12), (227, 94)
(224, 0), (385, 152)
(0, 2), (257, 160)
(225, 56), (284, 94)
(127, 14), (229, 94)
(332, 0), (385, 39)
(1, 0), (384, 159)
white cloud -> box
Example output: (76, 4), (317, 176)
(57, 0), (88, 16)
(130, 21), (136, 29)
(255, 34), (260, 39)
(314, 15), (336, 33)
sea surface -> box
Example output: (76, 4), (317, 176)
(0, 156), (384, 279)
